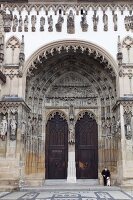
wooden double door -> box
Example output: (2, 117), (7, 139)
(45, 112), (98, 179)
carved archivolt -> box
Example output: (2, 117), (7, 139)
(76, 110), (97, 122)
(24, 40), (117, 136)
(24, 40), (117, 126)
(46, 110), (68, 123)
(24, 40), (118, 77)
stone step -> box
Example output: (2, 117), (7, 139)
(21, 186), (121, 192)
(0, 186), (18, 192)
(21, 180), (121, 192)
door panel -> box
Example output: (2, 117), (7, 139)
(45, 112), (68, 179)
(75, 112), (98, 179)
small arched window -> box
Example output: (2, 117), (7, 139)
(5, 36), (20, 65)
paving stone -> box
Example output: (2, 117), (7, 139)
(0, 190), (133, 200)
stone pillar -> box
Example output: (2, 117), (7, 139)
(67, 105), (76, 182)
(67, 144), (76, 183)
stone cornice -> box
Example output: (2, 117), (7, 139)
(0, 96), (30, 112)
(113, 97), (133, 110)
(1, 0), (132, 2)
(1, 1), (133, 14)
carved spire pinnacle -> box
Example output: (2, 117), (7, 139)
(117, 35), (123, 66)
(20, 35), (24, 54)
(0, 8), (5, 69)
(19, 35), (25, 77)
(117, 35), (121, 53)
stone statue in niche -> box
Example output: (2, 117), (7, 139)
(18, 16), (23, 32)
(68, 121), (75, 144)
(27, 117), (33, 136)
(12, 15), (18, 32)
(10, 115), (17, 141)
(113, 14), (118, 31)
(24, 15), (29, 32)
(3, 11), (13, 32)
(124, 112), (132, 140)
(32, 117), (38, 136)
(31, 15), (36, 32)
(92, 12), (99, 31)
(67, 10), (75, 34)
(80, 13), (88, 32)
(105, 118), (111, 136)
(111, 116), (121, 137)
(103, 13), (108, 31)
(68, 104), (75, 144)
(40, 16), (45, 31)
(111, 117), (116, 136)
(21, 121), (26, 135)
(55, 14), (64, 32)
(0, 116), (7, 141)
(48, 15), (53, 32)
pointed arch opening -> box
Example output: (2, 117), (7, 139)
(45, 111), (68, 179)
(75, 111), (98, 179)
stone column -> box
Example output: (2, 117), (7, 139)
(67, 143), (76, 183)
(67, 105), (76, 183)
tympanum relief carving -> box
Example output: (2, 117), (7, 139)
(45, 72), (98, 107)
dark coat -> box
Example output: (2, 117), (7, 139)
(101, 169), (110, 178)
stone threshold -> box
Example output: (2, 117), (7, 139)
(21, 180), (121, 192)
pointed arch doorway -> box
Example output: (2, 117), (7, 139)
(75, 112), (98, 179)
(45, 112), (68, 179)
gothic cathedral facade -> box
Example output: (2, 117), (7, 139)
(0, 0), (133, 190)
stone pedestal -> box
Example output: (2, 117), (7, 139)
(67, 144), (76, 183)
